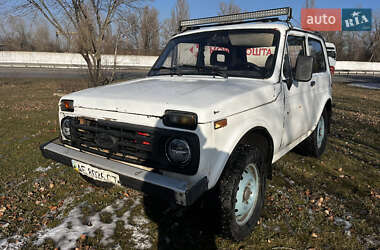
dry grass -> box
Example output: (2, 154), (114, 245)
(0, 78), (379, 249)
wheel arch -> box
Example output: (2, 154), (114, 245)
(212, 126), (274, 185)
(311, 96), (333, 134)
(237, 126), (274, 179)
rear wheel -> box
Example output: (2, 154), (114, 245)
(217, 145), (266, 241)
(301, 110), (328, 157)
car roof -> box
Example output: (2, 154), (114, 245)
(173, 22), (325, 42)
(173, 22), (290, 39)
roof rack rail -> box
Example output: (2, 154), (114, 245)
(179, 7), (292, 32)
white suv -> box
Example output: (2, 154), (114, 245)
(41, 7), (332, 240)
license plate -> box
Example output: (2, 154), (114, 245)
(72, 160), (120, 185)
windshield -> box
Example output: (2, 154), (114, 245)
(148, 29), (280, 79)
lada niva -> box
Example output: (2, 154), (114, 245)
(41, 7), (332, 240)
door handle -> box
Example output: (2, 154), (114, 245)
(311, 81), (316, 87)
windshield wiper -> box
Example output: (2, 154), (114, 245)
(210, 66), (228, 79)
(152, 66), (182, 76)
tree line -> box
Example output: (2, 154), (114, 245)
(0, 0), (379, 86)
(0, 0), (241, 86)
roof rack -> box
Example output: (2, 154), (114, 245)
(179, 7), (292, 32)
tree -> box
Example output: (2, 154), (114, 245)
(121, 11), (141, 52)
(140, 6), (160, 55)
(33, 21), (59, 52)
(369, 12), (380, 62)
(161, 0), (189, 47)
(121, 6), (160, 55)
(0, 16), (33, 51)
(5, 0), (145, 87)
(218, 0), (241, 16)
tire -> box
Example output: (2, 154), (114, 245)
(301, 110), (328, 157)
(217, 145), (266, 241)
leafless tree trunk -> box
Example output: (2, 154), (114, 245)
(120, 6), (159, 55)
(369, 13), (380, 62)
(160, 0), (189, 47)
(140, 6), (160, 55)
(110, 25), (122, 83)
(6, 0), (145, 87)
(218, 0), (241, 16)
(120, 11), (141, 52)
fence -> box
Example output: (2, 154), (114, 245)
(1, 51), (380, 74)
(0, 51), (158, 69)
(335, 61), (380, 75)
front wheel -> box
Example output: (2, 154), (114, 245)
(217, 145), (266, 241)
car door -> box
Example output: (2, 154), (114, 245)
(281, 32), (313, 147)
(306, 36), (330, 129)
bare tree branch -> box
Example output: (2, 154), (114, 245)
(218, 0), (241, 16)
(6, 0), (146, 86)
(160, 0), (189, 46)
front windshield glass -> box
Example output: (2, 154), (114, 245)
(148, 29), (280, 79)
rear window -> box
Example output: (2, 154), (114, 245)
(308, 38), (327, 73)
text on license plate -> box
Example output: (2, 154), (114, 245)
(71, 160), (120, 185)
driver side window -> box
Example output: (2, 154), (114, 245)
(287, 35), (306, 77)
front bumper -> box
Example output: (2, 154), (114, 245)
(40, 138), (208, 206)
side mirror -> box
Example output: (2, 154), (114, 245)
(295, 56), (313, 82)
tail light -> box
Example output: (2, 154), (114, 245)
(329, 66), (335, 75)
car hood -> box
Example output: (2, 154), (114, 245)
(63, 76), (278, 123)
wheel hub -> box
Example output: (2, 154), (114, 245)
(243, 186), (252, 203)
(234, 163), (260, 226)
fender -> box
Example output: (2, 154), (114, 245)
(208, 116), (277, 188)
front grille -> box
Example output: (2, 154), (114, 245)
(64, 117), (200, 175)
(68, 117), (158, 166)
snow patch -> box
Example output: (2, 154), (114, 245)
(34, 166), (52, 172)
(0, 197), (151, 250)
(334, 217), (352, 236)
(34, 198), (152, 249)
(0, 235), (28, 250)
(125, 215), (151, 249)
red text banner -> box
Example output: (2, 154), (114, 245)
(301, 9), (341, 31)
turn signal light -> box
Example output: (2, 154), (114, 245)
(60, 100), (74, 112)
(329, 66), (335, 75)
(214, 119), (227, 129)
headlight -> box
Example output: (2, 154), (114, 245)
(166, 138), (191, 166)
(60, 99), (74, 112)
(163, 110), (197, 130)
(61, 117), (72, 140)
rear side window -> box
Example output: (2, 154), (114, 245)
(308, 38), (326, 73)
(327, 50), (336, 59)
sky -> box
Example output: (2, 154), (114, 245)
(151, 0), (380, 24)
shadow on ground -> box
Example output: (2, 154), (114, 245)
(143, 194), (220, 250)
